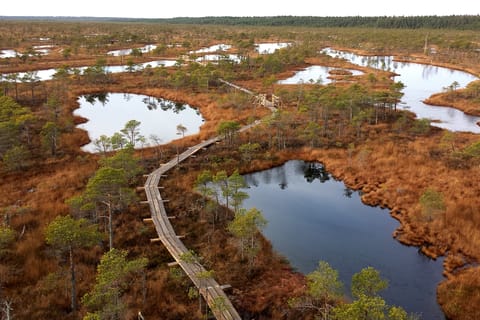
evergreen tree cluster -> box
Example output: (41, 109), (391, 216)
(155, 15), (480, 30)
(5, 15), (480, 30)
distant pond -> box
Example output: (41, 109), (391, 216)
(74, 93), (204, 152)
(322, 48), (480, 133)
(278, 65), (364, 85)
(189, 44), (232, 54)
(107, 44), (157, 56)
(1, 60), (176, 82)
(243, 160), (445, 320)
(256, 42), (291, 54)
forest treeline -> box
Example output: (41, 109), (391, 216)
(157, 15), (480, 30)
(2, 15), (480, 30)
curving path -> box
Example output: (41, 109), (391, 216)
(144, 137), (241, 320)
(143, 81), (276, 319)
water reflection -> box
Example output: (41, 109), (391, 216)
(189, 44), (231, 54)
(83, 93), (109, 105)
(278, 65), (364, 85)
(195, 54), (241, 64)
(255, 42), (291, 54)
(0, 47), (51, 58)
(0, 50), (17, 58)
(74, 93), (204, 152)
(107, 44), (157, 56)
(322, 48), (480, 133)
(1, 60), (176, 81)
(303, 162), (330, 183)
(243, 160), (445, 320)
(141, 96), (188, 113)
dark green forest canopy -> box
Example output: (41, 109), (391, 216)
(2, 15), (480, 30)
(156, 15), (480, 30)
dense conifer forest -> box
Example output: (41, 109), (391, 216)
(154, 15), (480, 30)
(2, 15), (480, 30)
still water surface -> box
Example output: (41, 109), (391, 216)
(1, 60), (176, 82)
(74, 93), (204, 152)
(196, 54), (241, 63)
(278, 65), (364, 85)
(322, 48), (480, 133)
(243, 160), (445, 320)
(189, 44), (232, 54)
(256, 42), (291, 54)
(107, 44), (157, 56)
(0, 47), (51, 58)
(0, 49), (17, 58)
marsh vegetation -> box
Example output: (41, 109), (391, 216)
(0, 17), (479, 320)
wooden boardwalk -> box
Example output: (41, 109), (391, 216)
(218, 79), (278, 112)
(142, 80), (277, 319)
(144, 137), (241, 320)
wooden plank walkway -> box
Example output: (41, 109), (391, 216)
(143, 79), (277, 320)
(219, 79), (255, 95)
(218, 79), (277, 112)
(144, 137), (241, 320)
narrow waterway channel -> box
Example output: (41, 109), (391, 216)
(243, 160), (445, 320)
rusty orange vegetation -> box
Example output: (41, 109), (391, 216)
(1, 44), (480, 319)
(425, 88), (480, 117)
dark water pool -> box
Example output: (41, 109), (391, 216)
(243, 160), (445, 320)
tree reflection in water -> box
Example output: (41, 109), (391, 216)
(84, 92), (109, 105)
(301, 162), (330, 183)
(141, 96), (187, 113)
